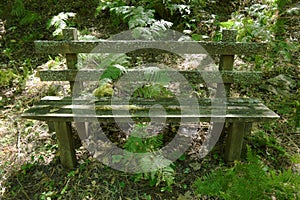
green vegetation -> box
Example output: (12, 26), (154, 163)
(122, 124), (176, 192)
(0, 0), (299, 199)
(47, 12), (76, 37)
(193, 148), (300, 199)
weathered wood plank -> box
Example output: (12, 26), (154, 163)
(37, 96), (268, 107)
(34, 40), (267, 55)
(53, 122), (76, 168)
(21, 113), (280, 123)
(23, 104), (272, 114)
(22, 97), (279, 123)
(25, 106), (278, 119)
(38, 69), (262, 84)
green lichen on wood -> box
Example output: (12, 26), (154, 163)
(34, 40), (268, 55)
(39, 69), (262, 84)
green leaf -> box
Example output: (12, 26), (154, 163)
(219, 20), (235, 29)
(191, 34), (202, 41)
(100, 64), (126, 81)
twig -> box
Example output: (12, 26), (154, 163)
(17, 126), (21, 162)
(285, 134), (300, 152)
(16, 177), (31, 200)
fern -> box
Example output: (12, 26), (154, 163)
(123, 136), (145, 153)
(133, 66), (173, 98)
(100, 64), (127, 81)
(140, 155), (175, 192)
(47, 12), (76, 37)
(96, 54), (130, 69)
(98, 2), (173, 39)
(133, 84), (173, 99)
(268, 169), (300, 199)
(122, 124), (176, 191)
(122, 6), (155, 28)
(124, 124), (164, 153)
(11, 0), (26, 17)
(10, 0), (41, 26)
(95, 0), (126, 17)
(20, 12), (41, 26)
(193, 148), (300, 199)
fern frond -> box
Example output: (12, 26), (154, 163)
(19, 12), (41, 26)
(47, 12), (76, 36)
(11, 0), (26, 17)
(100, 64), (126, 81)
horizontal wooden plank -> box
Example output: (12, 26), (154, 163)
(24, 105), (273, 118)
(22, 97), (279, 123)
(38, 69), (262, 84)
(34, 40), (267, 55)
(38, 96), (261, 107)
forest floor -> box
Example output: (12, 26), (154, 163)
(0, 1), (300, 199)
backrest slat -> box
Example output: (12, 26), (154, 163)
(34, 40), (267, 55)
(38, 69), (262, 84)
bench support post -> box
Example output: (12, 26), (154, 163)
(224, 122), (252, 162)
(53, 122), (76, 168)
(47, 121), (55, 133)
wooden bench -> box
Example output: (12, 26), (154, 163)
(22, 28), (279, 169)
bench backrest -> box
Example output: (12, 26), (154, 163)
(35, 28), (267, 97)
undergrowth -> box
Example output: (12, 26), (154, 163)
(193, 148), (300, 200)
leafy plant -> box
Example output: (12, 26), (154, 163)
(0, 69), (18, 88)
(218, 1), (298, 75)
(193, 148), (300, 199)
(112, 6), (156, 29)
(116, 124), (176, 192)
(100, 64), (127, 81)
(91, 54), (129, 97)
(96, 1), (173, 39)
(219, 3), (276, 42)
(124, 124), (164, 153)
(47, 12), (76, 37)
(96, 54), (130, 70)
(143, 164), (175, 192)
(132, 67), (173, 98)
(10, 0), (26, 17)
(19, 12), (41, 26)
(10, 0), (41, 26)
(133, 84), (173, 98)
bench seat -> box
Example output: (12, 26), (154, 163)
(23, 96), (279, 123)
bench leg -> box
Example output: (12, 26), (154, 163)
(224, 122), (252, 162)
(47, 121), (55, 133)
(53, 122), (77, 169)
